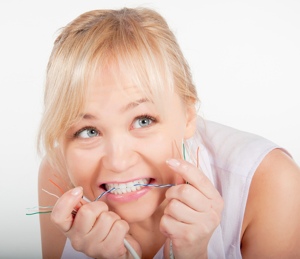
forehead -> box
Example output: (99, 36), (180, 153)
(84, 65), (184, 117)
(88, 63), (172, 102)
(88, 66), (144, 99)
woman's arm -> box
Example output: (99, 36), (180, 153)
(38, 157), (68, 259)
(241, 149), (300, 258)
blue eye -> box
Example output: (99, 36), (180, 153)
(132, 115), (156, 129)
(75, 127), (99, 138)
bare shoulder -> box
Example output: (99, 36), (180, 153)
(241, 148), (300, 258)
(38, 157), (70, 259)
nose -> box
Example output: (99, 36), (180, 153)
(102, 136), (138, 173)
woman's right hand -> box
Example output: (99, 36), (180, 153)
(51, 186), (141, 259)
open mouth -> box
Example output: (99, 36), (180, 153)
(102, 178), (152, 195)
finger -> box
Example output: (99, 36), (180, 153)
(165, 184), (211, 212)
(161, 212), (213, 259)
(69, 201), (109, 237)
(164, 194), (209, 223)
(51, 186), (83, 232)
(66, 209), (124, 257)
(166, 159), (219, 199)
(160, 213), (187, 238)
(91, 211), (122, 242)
(161, 211), (218, 242)
(91, 211), (123, 243)
(101, 219), (130, 257)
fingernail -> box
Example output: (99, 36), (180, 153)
(166, 159), (180, 167)
(71, 186), (83, 196)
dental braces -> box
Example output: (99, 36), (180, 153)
(95, 183), (174, 201)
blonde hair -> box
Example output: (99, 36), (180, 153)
(38, 7), (198, 172)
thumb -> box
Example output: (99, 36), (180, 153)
(51, 186), (84, 232)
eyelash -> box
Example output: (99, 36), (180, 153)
(134, 114), (157, 126)
(73, 126), (98, 138)
(73, 114), (158, 138)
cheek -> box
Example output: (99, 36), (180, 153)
(138, 134), (184, 180)
(139, 134), (181, 159)
(63, 145), (100, 187)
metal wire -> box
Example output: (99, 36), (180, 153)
(94, 183), (174, 201)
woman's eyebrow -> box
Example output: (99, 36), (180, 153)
(122, 98), (150, 112)
(82, 114), (97, 120)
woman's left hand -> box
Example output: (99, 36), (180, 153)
(160, 158), (224, 259)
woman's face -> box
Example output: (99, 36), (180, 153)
(62, 67), (195, 222)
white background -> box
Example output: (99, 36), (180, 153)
(0, 0), (299, 258)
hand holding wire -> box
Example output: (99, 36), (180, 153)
(48, 183), (175, 259)
(160, 158), (224, 258)
(28, 183), (174, 258)
(50, 186), (141, 258)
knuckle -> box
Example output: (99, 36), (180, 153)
(159, 215), (171, 236)
(160, 214), (167, 227)
(76, 201), (107, 218)
(96, 200), (109, 211)
(173, 227), (197, 245)
(167, 199), (180, 213)
(84, 243), (100, 258)
(184, 230), (197, 242)
(197, 218), (215, 237)
(100, 211), (120, 222)
(113, 219), (129, 232)
(177, 184), (190, 196)
(71, 238), (98, 257)
(71, 236), (84, 252)
(76, 204), (95, 218)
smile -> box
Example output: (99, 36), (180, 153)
(104, 178), (151, 194)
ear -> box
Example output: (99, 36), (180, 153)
(184, 105), (197, 139)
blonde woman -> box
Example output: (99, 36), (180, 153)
(38, 7), (300, 259)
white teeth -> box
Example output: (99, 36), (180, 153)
(105, 178), (150, 194)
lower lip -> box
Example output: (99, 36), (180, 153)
(105, 186), (151, 203)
